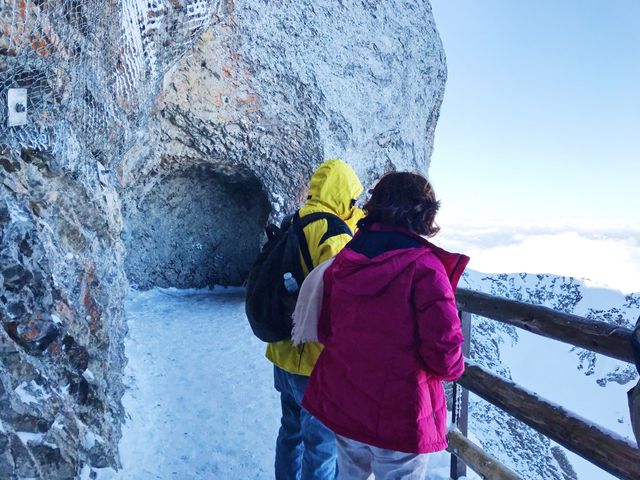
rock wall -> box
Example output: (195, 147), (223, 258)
(124, 165), (270, 289)
(120, 1), (447, 287)
(1, 1), (219, 477)
(1, 0), (446, 477)
(0, 148), (128, 478)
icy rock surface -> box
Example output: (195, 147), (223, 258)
(1, 0), (446, 476)
(1, 0), (222, 474)
(0, 149), (128, 478)
(120, 1), (446, 288)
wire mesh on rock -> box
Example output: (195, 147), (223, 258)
(1, 0), (217, 161)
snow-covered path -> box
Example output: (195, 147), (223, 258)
(116, 288), (280, 479)
(110, 288), (456, 480)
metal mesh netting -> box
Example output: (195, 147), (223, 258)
(1, 0), (217, 160)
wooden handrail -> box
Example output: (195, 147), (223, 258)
(447, 430), (522, 480)
(458, 360), (640, 480)
(456, 288), (635, 363)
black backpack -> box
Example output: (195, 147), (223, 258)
(245, 211), (352, 342)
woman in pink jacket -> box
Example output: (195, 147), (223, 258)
(302, 172), (469, 479)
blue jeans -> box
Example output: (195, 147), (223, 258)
(274, 365), (337, 480)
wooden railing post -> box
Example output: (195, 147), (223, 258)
(450, 311), (472, 479)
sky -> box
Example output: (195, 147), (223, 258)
(428, 1), (640, 292)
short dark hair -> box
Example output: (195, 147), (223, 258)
(360, 172), (440, 237)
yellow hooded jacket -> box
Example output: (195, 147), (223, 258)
(265, 159), (364, 376)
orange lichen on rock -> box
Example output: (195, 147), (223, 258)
(23, 320), (41, 340)
(237, 93), (259, 110)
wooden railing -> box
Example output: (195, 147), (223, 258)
(447, 288), (640, 480)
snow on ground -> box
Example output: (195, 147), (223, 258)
(113, 287), (277, 479)
(100, 288), (460, 479)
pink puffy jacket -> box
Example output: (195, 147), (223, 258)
(302, 223), (469, 454)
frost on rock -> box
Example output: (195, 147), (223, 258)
(1, 0), (217, 477)
(120, 1), (447, 288)
(14, 381), (50, 406)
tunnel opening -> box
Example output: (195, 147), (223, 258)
(123, 164), (271, 290)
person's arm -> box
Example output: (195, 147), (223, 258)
(413, 264), (465, 381)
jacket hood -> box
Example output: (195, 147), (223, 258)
(332, 224), (470, 296)
(304, 159), (363, 221)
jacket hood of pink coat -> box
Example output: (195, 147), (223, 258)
(333, 223), (469, 296)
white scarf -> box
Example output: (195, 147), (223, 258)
(291, 257), (335, 346)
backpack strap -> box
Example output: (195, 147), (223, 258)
(293, 211), (315, 274)
(293, 211), (353, 273)
(319, 216), (352, 246)
(265, 224), (280, 242)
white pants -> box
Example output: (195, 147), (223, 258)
(336, 435), (430, 480)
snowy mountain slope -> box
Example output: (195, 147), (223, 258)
(460, 270), (639, 480)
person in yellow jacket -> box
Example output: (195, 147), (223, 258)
(268, 159), (363, 480)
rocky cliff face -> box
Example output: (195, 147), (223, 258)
(1, 1), (219, 476)
(1, 1), (447, 476)
(120, 1), (447, 288)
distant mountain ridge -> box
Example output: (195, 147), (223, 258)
(458, 270), (639, 480)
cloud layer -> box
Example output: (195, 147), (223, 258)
(436, 223), (640, 293)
